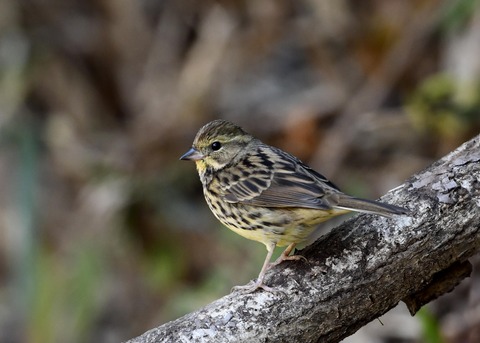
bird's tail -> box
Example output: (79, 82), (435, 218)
(333, 195), (409, 218)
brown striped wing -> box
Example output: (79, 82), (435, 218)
(218, 145), (341, 210)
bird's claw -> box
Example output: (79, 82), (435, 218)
(231, 280), (285, 295)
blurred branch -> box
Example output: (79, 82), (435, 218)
(125, 134), (480, 343)
(313, 1), (449, 175)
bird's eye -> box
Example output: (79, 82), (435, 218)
(211, 141), (222, 151)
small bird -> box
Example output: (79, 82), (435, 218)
(180, 119), (408, 293)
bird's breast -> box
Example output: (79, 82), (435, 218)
(202, 186), (346, 247)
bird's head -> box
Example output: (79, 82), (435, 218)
(180, 119), (254, 172)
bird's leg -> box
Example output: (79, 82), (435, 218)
(231, 242), (279, 293)
(270, 243), (307, 267)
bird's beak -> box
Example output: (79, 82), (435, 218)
(180, 147), (205, 161)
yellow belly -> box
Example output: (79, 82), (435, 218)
(219, 206), (350, 248)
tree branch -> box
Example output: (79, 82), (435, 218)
(126, 134), (480, 343)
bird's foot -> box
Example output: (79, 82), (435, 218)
(269, 253), (308, 268)
(231, 279), (284, 294)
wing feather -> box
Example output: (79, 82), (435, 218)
(217, 145), (341, 209)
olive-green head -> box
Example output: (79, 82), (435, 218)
(180, 119), (254, 171)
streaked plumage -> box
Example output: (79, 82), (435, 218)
(181, 119), (408, 293)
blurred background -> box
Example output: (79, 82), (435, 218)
(0, 0), (479, 342)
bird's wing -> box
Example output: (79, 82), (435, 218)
(218, 146), (341, 210)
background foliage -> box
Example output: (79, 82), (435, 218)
(0, 0), (479, 342)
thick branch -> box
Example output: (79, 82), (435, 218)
(127, 135), (480, 343)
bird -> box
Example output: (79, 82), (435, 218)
(180, 119), (409, 293)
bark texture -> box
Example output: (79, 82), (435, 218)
(126, 135), (480, 343)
